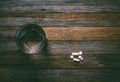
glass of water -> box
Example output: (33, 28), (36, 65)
(15, 23), (46, 54)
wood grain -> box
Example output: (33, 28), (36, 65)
(0, 27), (120, 40)
(0, 0), (120, 81)
(0, 12), (120, 18)
(45, 27), (120, 40)
(0, 0), (120, 13)
(0, 13), (120, 21)
(0, 40), (120, 68)
(0, 68), (120, 82)
(0, 17), (120, 27)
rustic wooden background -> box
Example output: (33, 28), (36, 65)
(0, 0), (120, 82)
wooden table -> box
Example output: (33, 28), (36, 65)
(0, 0), (120, 82)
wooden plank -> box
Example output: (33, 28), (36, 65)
(0, 13), (120, 21)
(0, 68), (120, 82)
(0, 40), (120, 68)
(0, 0), (119, 81)
(0, 17), (120, 27)
(0, 40), (120, 55)
(0, 6), (119, 13)
(0, 0), (120, 6)
(0, 0), (120, 13)
(45, 27), (120, 40)
(0, 27), (120, 40)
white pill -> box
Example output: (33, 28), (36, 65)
(70, 55), (74, 59)
(73, 58), (80, 62)
(78, 55), (82, 59)
(80, 57), (83, 60)
(72, 52), (79, 56)
(79, 51), (83, 55)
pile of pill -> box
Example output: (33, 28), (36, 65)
(70, 51), (83, 62)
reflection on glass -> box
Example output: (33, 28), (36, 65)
(16, 24), (46, 54)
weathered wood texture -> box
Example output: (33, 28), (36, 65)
(0, 40), (120, 81)
(0, 40), (120, 68)
(0, 0), (120, 40)
(0, 69), (120, 82)
(0, 17), (120, 27)
(0, 0), (120, 13)
(0, 27), (120, 40)
(0, 0), (120, 82)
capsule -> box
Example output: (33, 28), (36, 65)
(78, 55), (82, 59)
(79, 51), (83, 55)
(70, 55), (74, 59)
(78, 55), (83, 60)
(80, 57), (83, 60)
(72, 52), (79, 56)
(73, 58), (80, 62)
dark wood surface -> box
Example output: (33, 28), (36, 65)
(0, 40), (120, 82)
(0, 69), (120, 82)
(1, 27), (120, 40)
(0, 0), (120, 13)
(0, 0), (120, 82)
(0, 40), (120, 69)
